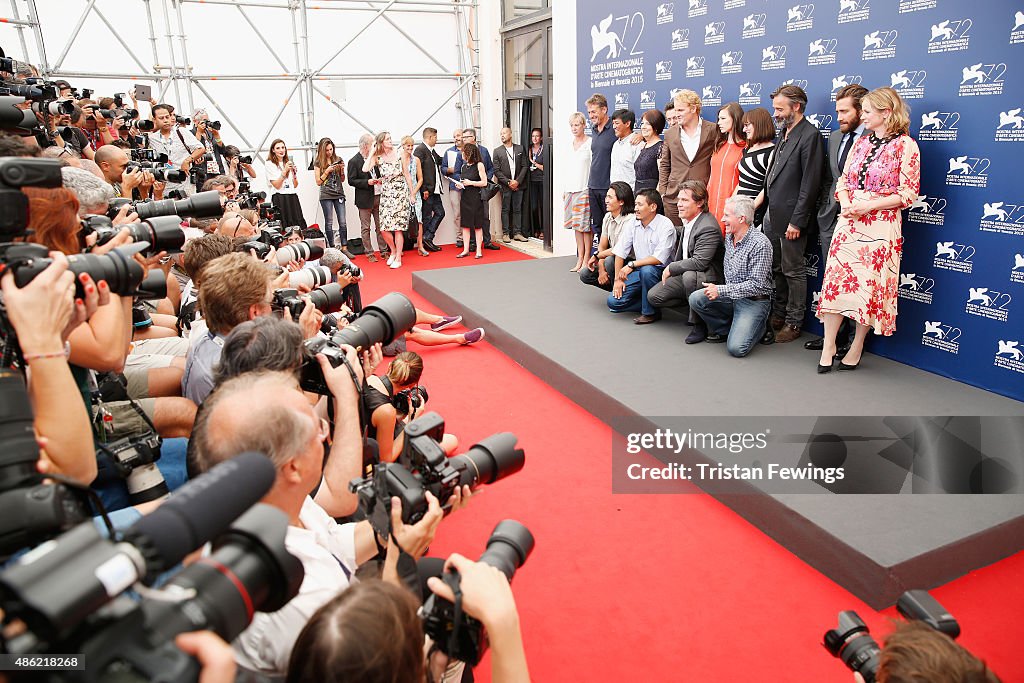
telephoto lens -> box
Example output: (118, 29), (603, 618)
(129, 190), (224, 221)
(3, 242), (147, 298)
(209, 120), (222, 130)
(307, 283), (346, 314)
(448, 432), (526, 490)
(275, 240), (324, 266)
(137, 120), (155, 132)
(150, 168), (187, 184)
(331, 292), (417, 351)
(175, 116), (191, 126)
(288, 266), (333, 289)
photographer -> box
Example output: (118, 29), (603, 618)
(146, 103), (206, 197)
(223, 144), (257, 182)
(320, 247), (362, 310)
(94, 144), (157, 200)
(286, 555), (530, 683)
(191, 368), (463, 676)
(215, 211), (258, 239)
(80, 103), (121, 151)
(853, 621), (1001, 683)
(191, 109), (225, 178)
(0, 252), (99, 483)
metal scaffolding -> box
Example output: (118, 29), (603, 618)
(2, 0), (480, 161)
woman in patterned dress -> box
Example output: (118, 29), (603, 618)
(564, 111), (592, 272)
(816, 87), (921, 372)
(363, 131), (414, 269)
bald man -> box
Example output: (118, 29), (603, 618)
(493, 127), (528, 242)
(216, 212), (257, 239)
(95, 144), (151, 198)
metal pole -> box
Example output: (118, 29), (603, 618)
(235, 4), (290, 71)
(161, 0), (183, 107)
(24, 0), (49, 73)
(52, 0), (98, 72)
(142, 0), (167, 97)
(300, 0), (316, 160)
(363, 1), (449, 72)
(252, 78), (304, 164)
(408, 77), (474, 140)
(309, 83), (376, 135)
(314, 0), (398, 74)
(453, 1), (469, 129)
(8, 0), (32, 63)
(173, 0), (196, 112)
(189, 78), (255, 150)
(91, 6), (153, 74)
(289, 0), (309, 167)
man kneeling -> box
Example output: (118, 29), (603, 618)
(688, 196), (773, 357)
(607, 189), (677, 324)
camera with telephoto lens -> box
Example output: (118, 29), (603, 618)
(338, 261), (362, 279)
(115, 107), (139, 121)
(421, 520), (534, 666)
(174, 115), (190, 126)
(257, 225), (285, 248)
(80, 214), (186, 256)
(84, 105), (118, 120)
(130, 148), (167, 163)
(0, 499), (304, 683)
(288, 265), (333, 289)
(208, 120), (221, 130)
(237, 180), (250, 194)
(0, 94), (43, 135)
(123, 162), (187, 184)
(276, 240), (323, 266)
(393, 386), (428, 416)
(238, 154), (253, 165)
(299, 292), (417, 394)
(348, 412), (526, 537)
(0, 370), (91, 563)
(239, 240), (271, 259)
(100, 430), (167, 505)
(108, 190), (223, 222)
(259, 203), (281, 222)
(0, 157), (63, 238)
(237, 191), (267, 210)
(823, 590), (962, 683)
(271, 282), (346, 320)
(31, 98), (74, 116)
(137, 119), (155, 132)
(1, 242), (151, 299)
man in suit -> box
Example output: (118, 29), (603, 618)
(763, 84), (824, 344)
(657, 89), (719, 227)
(647, 180), (725, 339)
(414, 126), (445, 252)
(493, 126), (528, 242)
(806, 83), (868, 354)
(347, 133), (387, 262)
(456, 129), (499, 251)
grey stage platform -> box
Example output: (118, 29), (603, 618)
(413, 255), (1024, 608)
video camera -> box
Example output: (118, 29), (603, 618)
(421, 520), (535, 665)
(349, 412), (526, 536)
(0, 453), (304, 683)
(107, 190), (224, 222)
(299, 292), (417, 394)
(823, 589), (961, 683)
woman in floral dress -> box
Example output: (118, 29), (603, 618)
(816, 86), (921, 372)
(363, 131), (413, 269)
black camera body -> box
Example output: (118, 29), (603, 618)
(130, 148), (167, 163)
(259, 203), (281, 222)
(238, 154), (253, 165)
(271, 287), (305, 319)
(103, 430), (167, 505)
(823, 590), (961, 683)
(258, 225), (286, 248)
(421, 520), (535, 665)
(393, 386), (428, 416)
(241, 240), (272, 259)
(0, 241), (150, 298)
(339, 261), (362, 279)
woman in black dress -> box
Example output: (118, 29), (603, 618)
(456, 142), (489, 259)
(633, 109), (665, 193)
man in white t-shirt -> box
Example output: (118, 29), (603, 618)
(146, 104), (207, 197)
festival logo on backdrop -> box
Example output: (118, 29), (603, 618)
(804, 253), (820, 278)
(946, 155), (989, 188)
(928, 18), (972, 53)
(1012, 10), (1024, 45)
(994, 339), (1024, 375)
(686, 55), (706, 78)
(705, 21), (725, 45)
(995, 108), (1024, 142)
(838, 0), (870, 24)
(657, 3), (674, 24)
(656, 59), (673, 81)
(702, 84), (723, 108)
(1012, 253), (1024, 285)
(721, 50), (743, 74)
(806, 112), (834, 137)
(761, 44), (787, 70)
(724, 0), (746, 9)
(780, 78), (809, 91)
(888, 69), (926, 100)
(639, 90), (658, 110)
(688, 0), (708, 19)
(862, 29), (898, 60)
(738, 81), (763, 106)
(958, 62), (1006, 97)
(830, 73), (863, 101)
(588, 12), (646, 90)
(787, 4), (814, 32)
(922, 320), (961, 354)
(614, 93), (630, 110)
(899, 273), (935, 305)
(741, 13), (766, 39)
(918, 111), (959, 142)
(899, 0), (937, 13)
(908, 194), (946, 226)
(933, 241), (974, 274)
(671, 28), (690, 50)
(980, 200), (1024, 237)
(965, 286), (1011, 323)
(808, 38), (838, 66)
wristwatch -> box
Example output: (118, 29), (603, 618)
(625, 261), (635, 270)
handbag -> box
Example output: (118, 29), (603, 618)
(480, 179), (500, 202)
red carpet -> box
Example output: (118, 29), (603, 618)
(358, 246), (1024, 682)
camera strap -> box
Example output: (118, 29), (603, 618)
(444, 570), (468, 649)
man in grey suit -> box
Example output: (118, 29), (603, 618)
(648, 180), (724, 341)
(805, 83), (868, 354)
(763, 84), (824, 344)
(493, 126), (529, 242)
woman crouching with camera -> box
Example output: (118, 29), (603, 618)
(363, 351), (458, 462)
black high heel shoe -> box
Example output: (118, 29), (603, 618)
(817, 355), (836, 374)
(837, 359), (860, 371)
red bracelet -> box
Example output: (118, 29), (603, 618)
(23, 343), (70, 362)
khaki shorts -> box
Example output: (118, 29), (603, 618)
(105, 398), (157, 439)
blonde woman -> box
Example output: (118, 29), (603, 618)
(363, 131), (414, 268)
(265, 138), (306, 229)
(816, 86), (921, 372)
(564, 111), (592, 272)
(402, 135), (427, 256)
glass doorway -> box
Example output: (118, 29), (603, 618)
(506, 96), (548, 245)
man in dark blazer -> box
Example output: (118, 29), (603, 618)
(648, 180), (725, 340)
(763, 84), (824, 343)
(806, 83), (868, 354)
(347, 133), (387, 262)
(493, 126), (529, 242)
(413, 126), (445, 252)
(657, 89), (719, 226)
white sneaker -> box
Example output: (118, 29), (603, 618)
(386, 253), (396, 266)
(389, 259), (402, 269)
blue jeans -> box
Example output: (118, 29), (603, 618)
(319, 197), (347, 247)
(688, 290), (771, 358)
(92, 437), (190, 513)
(607, 265), (663, 317)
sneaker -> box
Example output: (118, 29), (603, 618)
(514, 234), (529, 242)
(430, 315), (463, 332)
(502, 233), (512, 243)
(775, 324), (802, 343)
(389, 258), (402, 269)
(462, 328), (485, 345)
(367, 253), (379, 263)
(386, 252), (396, 266)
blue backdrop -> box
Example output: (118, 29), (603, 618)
(576, 0), (1024, 403)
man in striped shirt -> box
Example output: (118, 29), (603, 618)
(688, 195), (773, 357)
